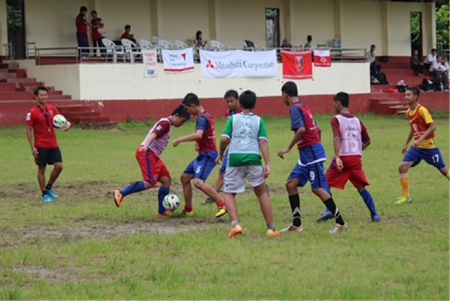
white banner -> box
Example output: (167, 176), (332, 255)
(200, 49), (278, 78)
(161, 48), (194, 73)
(143, 49), (158, 77)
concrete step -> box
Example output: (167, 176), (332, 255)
(0, 82), (17, 91)
(0, 63), (19, 69)
(0, 73), (17, 79)
(6, 78), (37, 83)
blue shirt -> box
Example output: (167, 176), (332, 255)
(290, 102), (305, 130)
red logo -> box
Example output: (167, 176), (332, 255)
(206, 60), (214, 69)
(181, 53), (186, 61)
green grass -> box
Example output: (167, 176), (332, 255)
(0, 114), (448, 299)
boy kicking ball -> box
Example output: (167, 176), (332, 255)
(216, 90), (280, 238)
(113, 105), (190, 216)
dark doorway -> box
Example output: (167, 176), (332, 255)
(7, 0), (26, 59)
(410, 12), (423, 58)
(265, 8), (280, 48)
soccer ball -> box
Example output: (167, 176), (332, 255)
(53, 114), (67, 129)
(163, 194), (180, 211)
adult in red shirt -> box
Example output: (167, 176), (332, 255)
(76, 6), (90, 57)
(91, 10), (105, 57)
(120, 25), (137, 44)
(26, 87), (71, 202)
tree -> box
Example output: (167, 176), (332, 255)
(435, 4), (449, 50)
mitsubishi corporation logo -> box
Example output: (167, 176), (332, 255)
(181, 53), (186, 61)
(206, 60), (214, 69)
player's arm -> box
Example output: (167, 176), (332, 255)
(139, 132), (157, 152)
(331, 117), (343, 171)
(278, 127), (304, 159)
(172, 129), (204, 146)
(360, 121), (371, 151)
(278, 107), (304, 159)
(259, 138), (271, 178)
(26, 125), (38, 158)
(402, 129), (414, 154)
(316, 123), (322, 140)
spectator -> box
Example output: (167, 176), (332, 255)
(365, 44), (382, 75)
(410, 49), (424, 76)
(424, 48), (437, 72)
(121, 25), (137, 44)
(194, 30), (207, 48)
(281, 39), (292, 48)
(429, 55), (446, 88)
(304, 35), (312, 49)
(75, 6), (90, 57)
(91, 10), (105, 57)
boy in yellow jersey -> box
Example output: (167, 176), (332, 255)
(395, 87), (450, 204)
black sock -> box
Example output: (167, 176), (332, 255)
(42, 190), (46, 196)
(323, 197), (345, 225)
(288, 194), (301, 226)
(45, 184), (52, 190)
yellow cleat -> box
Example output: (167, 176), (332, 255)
(183, 209), (194, 217)
(394, 197), (412, 204)
(267, 229), (280, 237)
(215, 206), (227, 218)
(228, 224), (242, 238)
(113, 190), (123, 207)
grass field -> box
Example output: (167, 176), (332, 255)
(0, 114), (449, 300)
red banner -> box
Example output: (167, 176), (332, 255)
(314, 49), (331, 67)
(281, 50), (313, 79)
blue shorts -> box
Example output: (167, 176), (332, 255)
(219, 149), (229, 173)
(183, 151), (217, 181)
(288, 161), (330, 192)
(403, 147), (446, 169)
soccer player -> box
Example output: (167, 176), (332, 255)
(277, 81), (348, 234)
(173, 93), (227, 218)
(26, 86), (71, 202)
(216, 90), (280, 237)
(316, 92), (379, 222)
(203, 89), (242, 205)
(395, 87), (449, 204)
(113, 105), (190, 216)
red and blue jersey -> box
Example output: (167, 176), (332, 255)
(225, 108), (242, 118)
(195, 111), (217, 153)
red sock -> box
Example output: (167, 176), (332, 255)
(184, 205), (193, 212)
(216, 199), (225, 207)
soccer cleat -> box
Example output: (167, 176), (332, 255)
(371, 214), (380, 222)
(156, 210), (173, 217)
(215, 206), (227, 218)
(267, 229), (280, 237)
(228, 224), (242, 237)
(329, 223), (349, 234)
(316, 210), (333, 223)
(45, 189), (58, 199)
(113, 190), (123, 207)
(201, 197), (214, 205)
(394, 197), (412, 204)
(183, 209), (194, 217)
(279, 224), (304, 233)
(42, 194), (52, 202)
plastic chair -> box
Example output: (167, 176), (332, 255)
(157, 39), (174, 49)
(121, 38), (141, 63)
(174, 40), (188, 49)
(150, 36), (160, 45)
(209, 40), (225, 50)
(138, 39), (153, 49)
(102, 38), (125, 63)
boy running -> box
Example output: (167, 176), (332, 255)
(278, 81), (348, 234)
(113, 105), (190, 216)
(216, 90), (280, 237)
(203, 89), (241, 205)
(317, 92), (379, 222)
(395, 87), (449, 204)
(26, 86), (71, 202)
(173, 93), (227, 217)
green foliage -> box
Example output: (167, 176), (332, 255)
(436, 4), (449, 49)
(6, 4), (22, 31)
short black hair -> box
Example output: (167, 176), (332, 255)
(307, 35), (312, 42)
(80, 6), (87, 12)
(431, 48), (436, 52)
(406, 86), (420, 97)
(171, 104), (191, 120)
(371, 44), (376, 48)
(333, 92), (349, 108)
(182, 93), (201, 106)
(34, 86), (48, 96)
(224, 89), (238, 99)
(239, 90), (257, 109)
(281, 81), (298, 97)
(125, 24), (131, 29)
(91, 10), (97, 15)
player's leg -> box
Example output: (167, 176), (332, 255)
(310, 163), (347, 233)
(357, 185), (379, 221)
(156, 175), (172, 216)
(395, 147), (420, 204)
(281, 164), (306, 232)
(440, 166), (450, 180)
(203, 152), (228, 205)
(223, 166), (244, 237)
(44, 147), (63, 199)
(426, 148), (449, 180)
(181, 171), (194, 215)
(35, 147), (52, 202)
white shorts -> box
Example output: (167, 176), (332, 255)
(223, 165), (265, 193)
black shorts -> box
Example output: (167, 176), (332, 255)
(35, 147), (62, 167)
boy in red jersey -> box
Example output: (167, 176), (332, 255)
(26, 86), (71, 202)
(203, 89), (241, 205)
(395, 87), (449, 204)
(317, 92), (379, 222)
(173, 93), (227, 218)
(114, 105), (190, 216)
(278, 82), (347, 234)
